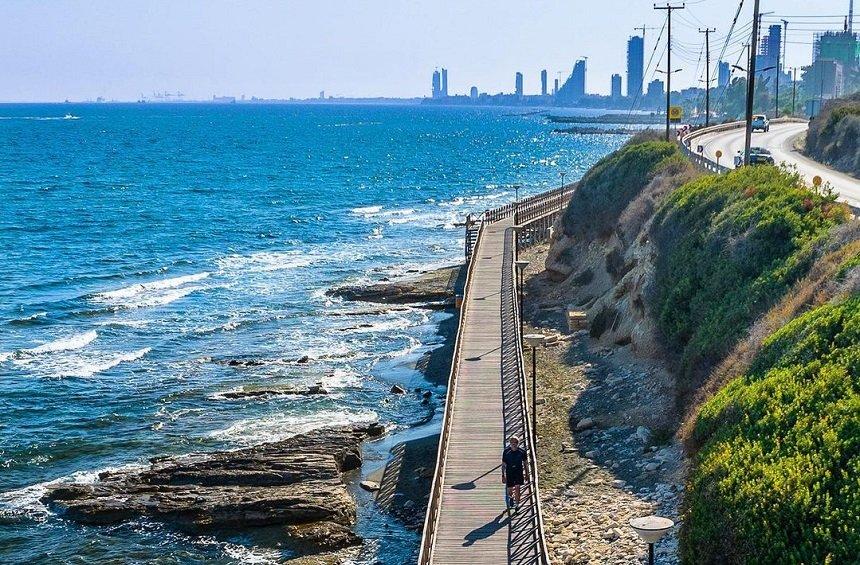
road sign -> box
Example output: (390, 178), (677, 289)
(812, 175), (822, 187)
(669, 106), (684, 121)
(715, 150), (723, 159)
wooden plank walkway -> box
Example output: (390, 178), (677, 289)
(428, 217), (542, 564)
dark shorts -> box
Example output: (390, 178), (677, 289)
(506, 469), (524, 487)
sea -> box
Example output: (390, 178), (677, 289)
(0, 103), (628, 564)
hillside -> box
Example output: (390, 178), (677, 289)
(536, 133), (857, 562)
(806, 92), (860, 177)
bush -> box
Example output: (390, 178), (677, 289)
(682, 296), (860, 563)
(562, 134), (680, 241)
(651, 166), (848, 392)
(806, 93), (860, 177)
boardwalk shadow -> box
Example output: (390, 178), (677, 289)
(452, 464), (501, 491)
(463, 511), (509, 547)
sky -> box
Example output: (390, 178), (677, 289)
(0, 0), (854, 102)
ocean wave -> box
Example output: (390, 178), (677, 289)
(0, 330), (98, 362)
(7, 312), (49, 326)
(207, 409), (379, 446)
(93, 272), (210, 301)
(216, 251), (316, 273)
(0, 115), (79, 121)
(69, 347), (151, 378)
(0, 463), (146, 521)
(351, 205), (382, 215)
(7, 345), (150, 378)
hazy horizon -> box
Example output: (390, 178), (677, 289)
(0, 0), (854, 102)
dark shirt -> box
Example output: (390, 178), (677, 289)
(502, 446), (527, 473)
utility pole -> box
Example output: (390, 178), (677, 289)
(744, 0), (761, 166)
(775, 19), (788, 118)
(792, 67), (798, 115)
(699, 27), (716, 127)
(655, 3), (685, 141)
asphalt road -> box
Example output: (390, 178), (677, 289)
(694, 121), (860, 209)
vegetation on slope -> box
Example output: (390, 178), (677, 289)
(806, 92), (860, 177)
(651, 166), (849, 397)
(681, 293), (860, 563)
(561, 132), (680, 241)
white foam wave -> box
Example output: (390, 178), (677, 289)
(0, 463), (146, 520)
(94, 273), (210, 301)
(216, 251), (316, 273)
(69, 347), (151, 378)
(351, 205), (382, 215)
(0, 330), (99, 362)
(207, 409), (378, 446)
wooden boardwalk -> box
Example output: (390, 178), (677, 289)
(426, 217), (543, 564)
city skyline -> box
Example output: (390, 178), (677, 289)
(0, 0), (854, 102)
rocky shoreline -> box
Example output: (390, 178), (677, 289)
(334, 265), (464, 537)
(42, 424), (384, 557)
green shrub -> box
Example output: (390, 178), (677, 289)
(562, 135), (679, 240)
(651, 166), (848, 389)
(682, 296), (860, 563)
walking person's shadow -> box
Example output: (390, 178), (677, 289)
(463, 511), (509, 547)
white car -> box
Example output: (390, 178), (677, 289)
(751, 114), (770, 132)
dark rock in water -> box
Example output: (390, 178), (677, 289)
(366, 422), (385, 437)
(284, 520), (362, 551)
(390, 384), (406, 394)
(296, 355), (311, 364)
(359, 480), (380, 492)
(42, 425), (384, 549)
(219, 384), (329, 400)
(327, 265), (463, 309)
(422, 391), (433, 399)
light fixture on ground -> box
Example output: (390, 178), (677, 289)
(515, 260), (529, 334)
(523, 333), (546, 447)
(630, 515), (674, 565)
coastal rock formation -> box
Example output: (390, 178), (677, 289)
(42, 425), (384, 552)
(328, 265), (463, 309)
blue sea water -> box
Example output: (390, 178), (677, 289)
(0, 103), (627, 563)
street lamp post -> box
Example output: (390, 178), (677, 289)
(523, 334), (546, 448)
(515, 260), (529, 335)
(513, 184), (522, 259)
(630, 516), (675, 565)
(559, 172), (567, 214)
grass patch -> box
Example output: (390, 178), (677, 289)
(681, 296), (860, 563)
(562, 133), (680, 241)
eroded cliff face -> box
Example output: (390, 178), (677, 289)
(539, 166), (694, 360)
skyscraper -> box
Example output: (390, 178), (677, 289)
(541, 69), (548, 96)
(432, 70), (441, 98)
(717, 61), (731, 88)
(611, 74), (622, 99)
(515, 72), (524, 98)
(556, 60), (587, 103)
(627, 36), (645, 98)
(441, 68), (449, 97)
(756, 25), (782, 87)
(470, 86), (478, 100)
(553, 78), (559, 96)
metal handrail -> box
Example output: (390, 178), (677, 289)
(502, 227), (550, 564)
(418, 220), (486, 564)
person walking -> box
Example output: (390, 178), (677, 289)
(501, 435), (528, 510)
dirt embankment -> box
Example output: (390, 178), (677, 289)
(521, 242), (683, 565)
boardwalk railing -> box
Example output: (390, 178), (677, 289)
(418, 220), (486, 563)
(484, 185), (572, 224)
(420, 185), (568, 563)
(465, 184), (574, 259)
(501, 227), (550, 564)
